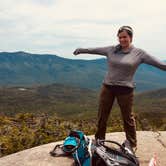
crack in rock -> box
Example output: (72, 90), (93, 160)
(154, 131), (166, 149)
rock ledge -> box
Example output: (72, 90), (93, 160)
(0, 131), (165, 166)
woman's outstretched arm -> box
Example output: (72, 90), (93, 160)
(141, 50), (166, 71)
(73, 46), (111, 56)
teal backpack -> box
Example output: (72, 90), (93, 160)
(50, 130), (91, 166)
(63, 130), (91, 166)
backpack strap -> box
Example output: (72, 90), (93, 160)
(50, 144), (67, 157)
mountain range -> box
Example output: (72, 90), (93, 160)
(0, 51), (166, 91)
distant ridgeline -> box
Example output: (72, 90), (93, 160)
(0, 51), (166, 91)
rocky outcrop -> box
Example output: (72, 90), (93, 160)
(0, 131), (165, 166)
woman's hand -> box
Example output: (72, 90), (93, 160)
(73, 48), (81, 55)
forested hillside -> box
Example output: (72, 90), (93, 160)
(0, 84), (166, 156)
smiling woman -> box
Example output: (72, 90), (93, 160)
(117, 26), (133, 49)
(73, 25), (166, 151)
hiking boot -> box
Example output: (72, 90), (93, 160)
(122, 139), (137, 155)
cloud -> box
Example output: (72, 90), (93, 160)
(0, 0), (166, 59)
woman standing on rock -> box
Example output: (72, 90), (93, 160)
(73, 26), (166, 150)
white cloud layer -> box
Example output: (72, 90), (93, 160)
(0, 0), (166, 59)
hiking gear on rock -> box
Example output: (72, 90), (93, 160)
(50, 130), (140, 166)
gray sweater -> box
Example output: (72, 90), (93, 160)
(78, 45), (166, 88)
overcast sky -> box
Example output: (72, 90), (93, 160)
(0, 0), (166, 59)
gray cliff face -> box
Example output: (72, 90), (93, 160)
(0, 131), (166, 166)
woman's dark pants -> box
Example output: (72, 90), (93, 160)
(95, 84), (137, 147)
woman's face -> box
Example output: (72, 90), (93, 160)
(118, 30), (132, 48)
